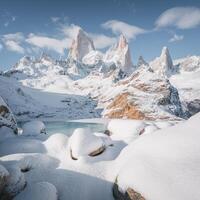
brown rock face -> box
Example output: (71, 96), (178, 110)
(105, 93), (145, 120)
(113, 182), (145, 200)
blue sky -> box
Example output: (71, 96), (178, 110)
(0, 0), (200, 69)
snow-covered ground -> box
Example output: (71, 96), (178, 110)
(1, 113), (200, 200)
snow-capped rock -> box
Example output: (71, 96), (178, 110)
(22, 120), (46, 136)
(150, 46), (173, 76)
(0, 96), (18, 134)
(68, 28), (95, 62)
(104, 34), (133, 74)
(82, 50), (103, 66)
(15, 181), (58, 200)
(69, 128), (105, 159)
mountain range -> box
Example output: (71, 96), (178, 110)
(1, 27), (200, 121)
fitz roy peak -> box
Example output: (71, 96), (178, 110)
(68, 28), (95, 62)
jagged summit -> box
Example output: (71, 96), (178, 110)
(137, 56), (148, 67)
(104, 34), (133, 73)
(150, 46), (173, 76)
(68, 28), (95, 62)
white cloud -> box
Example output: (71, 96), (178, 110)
(2, 32), (25, 54)
(169, 34), (184, 43)
(51, 17), (60, 23)
(26, 33), (71, 54)
(102, 20), (146, 40)
(90, 33), (116, 49)
(0, 43), (3, 51)
(3, 32), (24, 41)
(61, 24), (80, 39)
(4, 40), (24, 54)
(155, 7), (200, 29)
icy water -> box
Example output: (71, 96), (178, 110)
(19, 121), (106, 136)
(45, 121), (106, 136)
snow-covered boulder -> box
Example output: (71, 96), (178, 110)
(69, 128), (105, 159)
(15, 182), (58, 200)
(108, 119), (146, 143)
(3, 165), (26, 198)
(0, 96), (18, 134)
(22, 120), (46, 136)
(0, 164), (9, 195)
(44, 133), (68, 155)
(115, 112), (200, 200)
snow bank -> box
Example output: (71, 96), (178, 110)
(69, 128), (105, 159)
(22, 120), (46, 136)
(116, 113), (200, 200)
(15, 182), (58, 200)
(44, 133), (68, 155)
(108, 119), (146, 143)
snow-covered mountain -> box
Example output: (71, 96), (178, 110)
(1, 28), (200, 121)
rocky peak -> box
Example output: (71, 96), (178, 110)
(137, 56), (148, 67)
(104, 34), (133, 74)
(150, 46), (173, 76)
(68, 28), (95, 62)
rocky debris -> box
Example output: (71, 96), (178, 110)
(150, 46), (173, 76)
(22, 120), (46, 136)
(113, 181), (145, 200)
(104, 35), (133, 74)
(0, 96), (18, 134)
(68, 28), (95, 62)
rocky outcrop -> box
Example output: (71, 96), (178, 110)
(104, 35), (133, 73)
(113, 181), (145, 200)
(103, 68), (185, 120)
(0, 96), (18, 134)
(68, 28), (95, 62)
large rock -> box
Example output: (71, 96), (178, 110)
(0, 96), (18, 134)
(69, 128), (105, 160)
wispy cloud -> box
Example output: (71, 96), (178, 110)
(26, 33), (71, 54)
(90, 33), (116, 49)
(155, 7), (200, 29)
(102, 20), (146, 40)
(2, 32), (25, 54)
(169, 34), (184, 43)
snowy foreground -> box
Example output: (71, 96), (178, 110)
(1, 114), (200, 200)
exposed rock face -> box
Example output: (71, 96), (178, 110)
(0, 96), (18, 134)
(104, 35), (133, 73)
(150, 46), (173, 76)
(113, 181), (145, 200)
(68, 28), (95, 62)
(105, 93), (145, 120)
